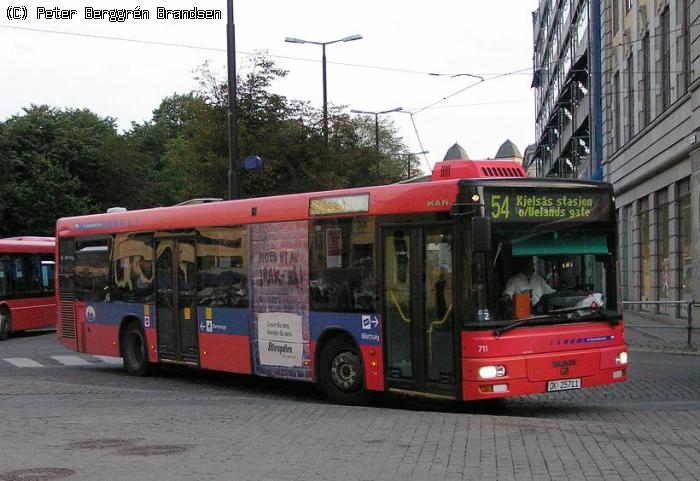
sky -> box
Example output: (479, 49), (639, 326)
(0, 0), (538, 175)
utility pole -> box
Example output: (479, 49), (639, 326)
(286, 34), (363, 145)
(226, 0), (241, 200)
(402, 151), (429, 180)
(350, 106), (402, 177)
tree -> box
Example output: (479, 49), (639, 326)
(0, 105), (154, 236)
(148, 54), (415, 201)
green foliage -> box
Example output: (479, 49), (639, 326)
(0, 53), (417, 236)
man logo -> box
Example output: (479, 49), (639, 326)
(427, 199), (450, 208)
(85, 306), (96, 323)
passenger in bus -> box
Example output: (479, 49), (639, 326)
(503, 257), (556, 307)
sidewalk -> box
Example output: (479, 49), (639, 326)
(622, 308), (699, 352)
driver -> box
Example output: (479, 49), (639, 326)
(503, 257), (556, 306)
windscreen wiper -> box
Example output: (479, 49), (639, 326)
(561, 306), (620, 327)
(493, 314), (555, 337)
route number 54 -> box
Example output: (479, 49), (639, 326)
(490, 195), (510, 219)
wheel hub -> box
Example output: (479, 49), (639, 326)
(0, 313), (9, 338)
(330, 351), (360, 391)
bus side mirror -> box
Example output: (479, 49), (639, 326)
(471, 217), (491, 253)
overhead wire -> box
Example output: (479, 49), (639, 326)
(0, 24), (519, 79)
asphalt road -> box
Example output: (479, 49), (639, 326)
(0, 330), (698, 481)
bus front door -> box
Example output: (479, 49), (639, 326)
(382, 226), (456, 398)
(155, 237), (199, 364)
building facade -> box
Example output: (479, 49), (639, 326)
(602, 0), (699, 316)
(531, 0), (604, 180)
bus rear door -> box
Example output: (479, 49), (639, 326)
(155, 236), (199, 364)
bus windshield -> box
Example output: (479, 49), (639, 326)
(469, 226), (617, 327)
(463, 184), (618, 328)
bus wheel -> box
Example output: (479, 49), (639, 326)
(318, 336), (372, 405)
(122, 322), (151, 376)
(0, 309), (10, 340)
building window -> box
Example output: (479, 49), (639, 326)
(657, 189), (670, 315)
(640, 198), (651, 310)
(624, 0), (632, 12)
(679, 179), (692, 317)
(626, 54), (635, 141)
(641, 33), (651, 127)
(612, 0), (619, 34)
(613, 71), (621, 150)
(620, 206), (630, 301)
(679, 0), (690, 95)
(660, 7), (671, 110)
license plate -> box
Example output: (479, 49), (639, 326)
(547, 378), (581, 392)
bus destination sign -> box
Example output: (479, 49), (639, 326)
(484, 188), (611, 223)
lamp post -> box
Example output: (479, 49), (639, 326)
(226, 0), (240, 200)
(285, 34), (362, 145)
(350, 107), (402, 176)
(401, 150), (429, 180)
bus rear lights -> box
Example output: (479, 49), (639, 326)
(480, 384), (508, 393)
(369, 348), (376, 356)
(370, 360), (378, 368)
(478, 365), (506, 379)
(615, 352), (628, 365)
(613, 370), (624, 379)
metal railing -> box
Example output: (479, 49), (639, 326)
(622, 300), (697, 349)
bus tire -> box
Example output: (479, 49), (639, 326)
(0, 308), (10, 340)
(122, 321), (152, 376)
(318, 335), (373, 405)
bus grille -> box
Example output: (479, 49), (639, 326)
(60, 299), (76, 340)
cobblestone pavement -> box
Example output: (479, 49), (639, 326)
(0, 331), (698, 481)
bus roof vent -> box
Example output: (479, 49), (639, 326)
(106, 207), (127, 213)
(431, 159), (526, 181)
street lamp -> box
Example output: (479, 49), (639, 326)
(226, 0), (240, 200)
(401, 150), (429, 180)
(285, 34), (363, 144)
(350, 107), (402, 176)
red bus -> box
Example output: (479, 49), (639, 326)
(55, 159), (627, 403)
(0, 237), (56, 339)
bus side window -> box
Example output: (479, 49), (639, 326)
(0, 256), (10, 297)
(41, 256), (55, 295)
(11, 254), (41, 296)
(309, 217), (376, 313)
(110, 234), (154, 303)
(197, 226), (248, 308)
(74, 240), (109, 303)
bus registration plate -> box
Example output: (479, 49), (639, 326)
(547, 378), (581, 392)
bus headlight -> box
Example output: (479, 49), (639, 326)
(615, 352), (628, 366)
(479, 365), (506, 379)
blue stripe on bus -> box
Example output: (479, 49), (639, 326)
(196, 307), (250, 336)
(309, 311), (382, 346)
(84, 302), (151, 327)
